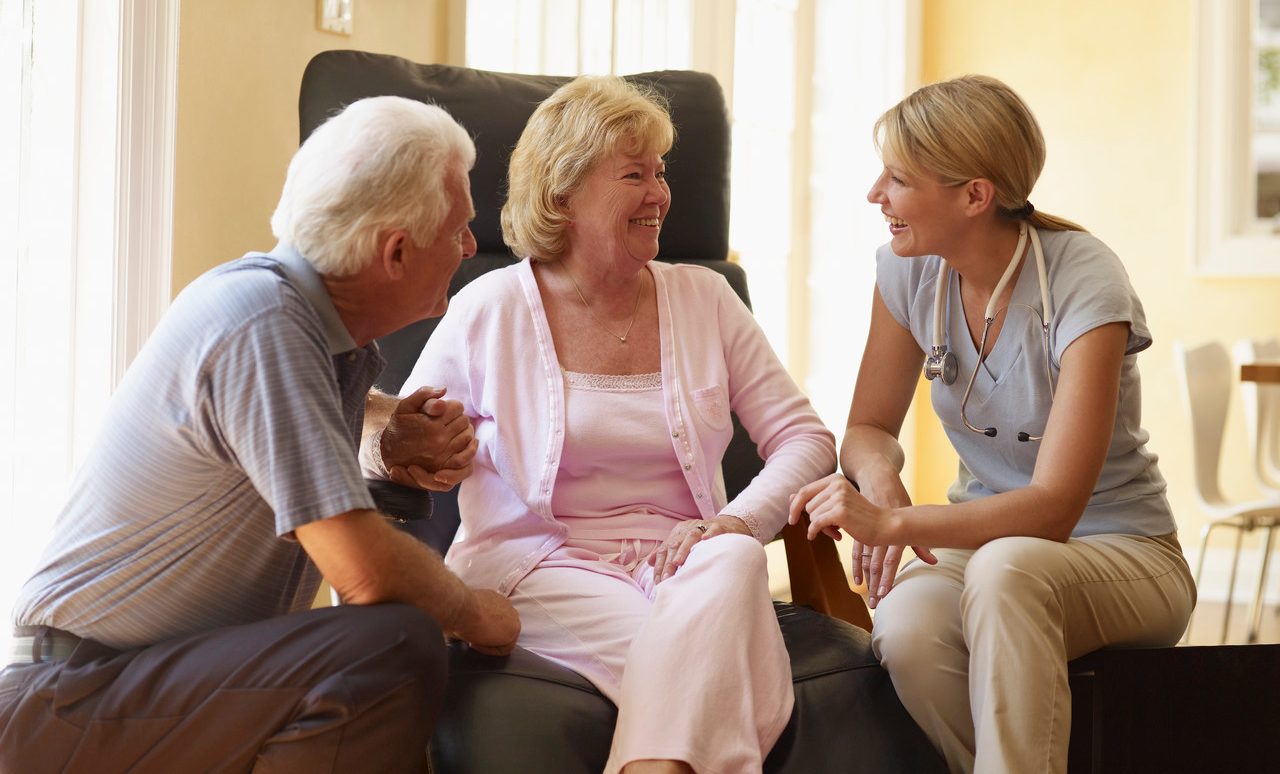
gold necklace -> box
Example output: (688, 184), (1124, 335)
(562, 264), (644, 344)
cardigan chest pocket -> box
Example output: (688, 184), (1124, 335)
(692, 385), (731, 430)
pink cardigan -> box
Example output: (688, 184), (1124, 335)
(402, 259), (836, 594)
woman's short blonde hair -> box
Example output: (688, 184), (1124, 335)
(875, 74), (1084, 232)
(502, 76), (675, 261)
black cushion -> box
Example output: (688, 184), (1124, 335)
(432, 603), (946, 774)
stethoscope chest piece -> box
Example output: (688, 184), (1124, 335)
(924, 347), (958, 385)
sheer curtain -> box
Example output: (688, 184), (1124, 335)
(0, 0), (176, 655)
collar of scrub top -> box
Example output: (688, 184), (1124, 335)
(928, 222), (1056, 441)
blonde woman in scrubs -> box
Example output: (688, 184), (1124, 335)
(790, 75), (1195, 774)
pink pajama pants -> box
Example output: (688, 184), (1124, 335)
(509, 532), (793, 774)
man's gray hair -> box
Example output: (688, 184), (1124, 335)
(271, 96), (476, 276)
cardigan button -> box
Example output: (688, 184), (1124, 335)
(683, 463), (692, 471)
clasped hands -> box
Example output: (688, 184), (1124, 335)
(788, 473), (937, 609)
(379, 386), (478, 491)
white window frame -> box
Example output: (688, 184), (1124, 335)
(1194, 0), (1280, 275)
(1, 0), (177, 652)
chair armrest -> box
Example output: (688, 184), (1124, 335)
(366, 478), (434, 522)
(782, 513), (873, 631)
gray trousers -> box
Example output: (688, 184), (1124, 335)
(0, 603), (446, 773)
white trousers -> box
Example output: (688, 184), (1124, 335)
(509, 532), (793, 774)
(870, 533), (1195, 774)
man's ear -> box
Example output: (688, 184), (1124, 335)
(962, 178), (998, 218)
(378, 230), (409, 280)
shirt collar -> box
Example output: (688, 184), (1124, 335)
(268, 242), (359, 356)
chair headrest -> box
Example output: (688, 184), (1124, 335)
(299, 51), (731, 264)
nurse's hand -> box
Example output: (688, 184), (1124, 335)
(790, 473), (936, 609)
(649, 516), (752, 583)
(791, 473), (888, 542)
(847, 471), (936, 608)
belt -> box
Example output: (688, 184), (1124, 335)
(8, 625), (83, 665)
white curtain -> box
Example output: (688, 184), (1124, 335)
(0, 0), (176, 654)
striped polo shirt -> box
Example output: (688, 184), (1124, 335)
(11, 244), (383, 650)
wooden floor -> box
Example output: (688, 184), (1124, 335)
(1183, 600), (1280, 645)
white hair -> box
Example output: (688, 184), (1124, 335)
(271, 96), (476, 276)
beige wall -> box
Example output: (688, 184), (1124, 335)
(915, 0), (1280, 559)
(172, 0), (447, 294)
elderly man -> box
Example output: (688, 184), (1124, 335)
(0, 96), (517, 772)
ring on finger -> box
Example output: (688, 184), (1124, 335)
(695, 523), (708, 535)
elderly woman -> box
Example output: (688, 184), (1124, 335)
(391, 76), (835, 772)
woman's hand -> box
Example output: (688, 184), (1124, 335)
(790, 473), (936, 608)
(790, 473), (890, 543)
(846, 470), (937, 608)
(648, 516), (752, 583)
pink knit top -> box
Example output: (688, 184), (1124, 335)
(552, 369), (697, 540)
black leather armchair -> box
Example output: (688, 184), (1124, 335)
(300, 50), (944, 773)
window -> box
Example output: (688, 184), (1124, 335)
(465, 0), (693, 75)
(0, 0), (176, 652)
(1257, 0), (1280, 220)
(1194, 0), (1280, 274)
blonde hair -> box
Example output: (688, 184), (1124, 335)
(502, 76), (675, 261)
(271, 96), (476, 276)
(875, 74), (1084, 232)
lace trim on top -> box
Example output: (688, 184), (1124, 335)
(562, 369), (662, 392)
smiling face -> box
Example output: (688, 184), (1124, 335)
(865, 154), (972, 259)
(563, 148), (671, 269)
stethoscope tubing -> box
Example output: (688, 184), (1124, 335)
(925, 222), (1055, 441)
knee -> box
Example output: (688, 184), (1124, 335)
(871, 592), (949, 675)
(693, 532), (766, 578)
(961, 537), (1058, 618)
(331, 604), (447, 683)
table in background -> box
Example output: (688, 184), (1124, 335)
(1241, 363), (1280, 383)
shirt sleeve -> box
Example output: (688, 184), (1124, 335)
(195, 305), (374, 536)
(874, 243), (917, 331)
(1048, 233), (1153, 363)
(716, 275), (837, 540)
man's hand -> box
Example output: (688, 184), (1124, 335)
(379, 386), (477, 491)
(446, 588), (521, 656)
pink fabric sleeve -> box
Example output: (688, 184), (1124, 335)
(714, 280), (836, 540)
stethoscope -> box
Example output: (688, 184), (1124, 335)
(923, 222), (1056, 442)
